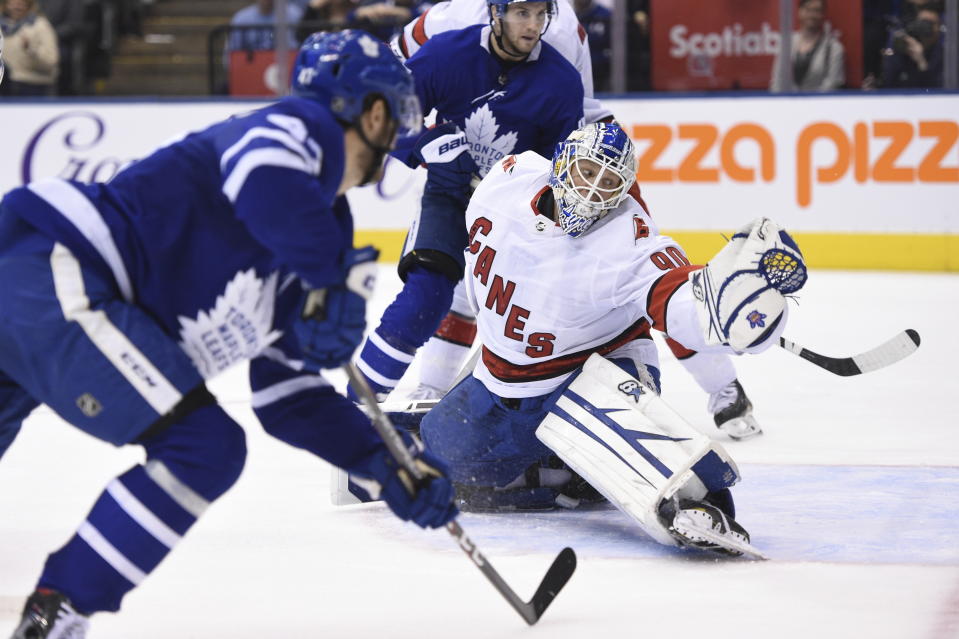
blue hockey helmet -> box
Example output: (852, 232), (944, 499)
(548, 122), (637, 238)
(487, 0), (557, 32)
(292, 30), (422, 138)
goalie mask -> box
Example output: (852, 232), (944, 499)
(549, 122), (636, 238)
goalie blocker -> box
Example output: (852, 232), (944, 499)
(538, 354), (757, 555)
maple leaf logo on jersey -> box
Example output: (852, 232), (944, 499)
(177, 270), (282, 378)
(464, 104), (518, 177)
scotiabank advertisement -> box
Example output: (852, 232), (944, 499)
(650, 0), (863, 90)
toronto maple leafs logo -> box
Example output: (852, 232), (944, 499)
(178, 270), (282, 378)
(357, 34), (380, 57)
(464, 104), (518, 177)
(618, 380), (644, 402)
(746, 310), (767, 328)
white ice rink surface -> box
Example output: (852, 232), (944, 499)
(2, 267), (958, 639)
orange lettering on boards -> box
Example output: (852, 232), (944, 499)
(631, 123), (775, 184)
(795, 120), (959, 207)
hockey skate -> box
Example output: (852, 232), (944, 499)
(11, 588), (89, 639)
(660, 498), (767, 560)
(708, 379), (762, 440)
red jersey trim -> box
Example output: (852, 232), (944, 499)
(412, 10), (430, 45)
(664, 335), (696, 359)
(646, 265), (699, 331)
(530, 185), (550, 217)
(434, 311), (478, 347)
(627, 182), (649, 215)
(482, 317), (652, 383)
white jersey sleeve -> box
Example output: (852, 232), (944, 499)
(463, 152), (701, 398)
(393, 0), (613, 123)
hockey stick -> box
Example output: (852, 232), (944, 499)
(371, 346), (482, 416)
(779, 329), (920, 376)
(344, 362), (576, 625)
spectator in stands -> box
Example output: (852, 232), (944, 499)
(574, 0), (611, 92)
(352, 0), (414, 43)
(770, 0), (845, 92)
(881, 3), (944, 88)
(227, 0), (304, 52)
(626, 0), (650, 91)
(296, 0), (358, 42)
(0, 0), (59, 96)
(37, 0), (85, 95)
(862, 0), (896, 89)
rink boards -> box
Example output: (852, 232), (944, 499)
(0, 92), (956, 270)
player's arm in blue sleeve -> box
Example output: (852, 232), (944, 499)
(250, 334), (458, 528)
(389, 49), (440, 167)
(250, 335), (381, 469)
(537, 67), (586, 157)
(350, 123), (477, 399)
(214, 105), (350, 289)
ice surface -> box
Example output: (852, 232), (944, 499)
(1, 268), (957, 638)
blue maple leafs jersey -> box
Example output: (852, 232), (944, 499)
(0, 96), (389, 469)
(0, 97), (398, 472)
(5, 96), (349, 363)
(406, 24), (585, 176)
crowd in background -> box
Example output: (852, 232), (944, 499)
(0, 0), (151, 96)
(0, 0), (954, 97)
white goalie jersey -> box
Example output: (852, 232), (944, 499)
(465, 151), (703, 398)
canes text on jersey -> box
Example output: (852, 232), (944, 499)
(468, 217), (556, 358)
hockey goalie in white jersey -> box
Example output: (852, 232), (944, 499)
(418, 122), (808, 557)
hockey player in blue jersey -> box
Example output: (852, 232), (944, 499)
(351, 0), (585, 404)
(0, 30), (457, 638)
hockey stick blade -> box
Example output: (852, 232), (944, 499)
(447, 519), (576, 625)
(779, 329), (920, 376)
(363, 397), (439, 416)
(344, 363), (576, 625)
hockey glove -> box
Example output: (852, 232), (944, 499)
(689, 218), (807, 353)
(412, 122), (479, 194)
(294, 246), (379, 370)
(351, 433), (458, 529)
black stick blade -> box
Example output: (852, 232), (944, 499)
(906, 328), (921, 347)
(780, 329), (920, 377)
(528, 547), (577, 623)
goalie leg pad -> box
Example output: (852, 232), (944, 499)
(536, 354), (740, 547)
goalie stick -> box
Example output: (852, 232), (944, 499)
(779, 329), (920, 376)
(344, 362), (576, 625)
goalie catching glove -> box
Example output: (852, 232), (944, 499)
(690, 217), (807, 353)
(348, 430), (459, 529)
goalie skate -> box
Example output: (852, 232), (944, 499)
(665, 499), (768, 560)
(709, 380), (762, 441)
